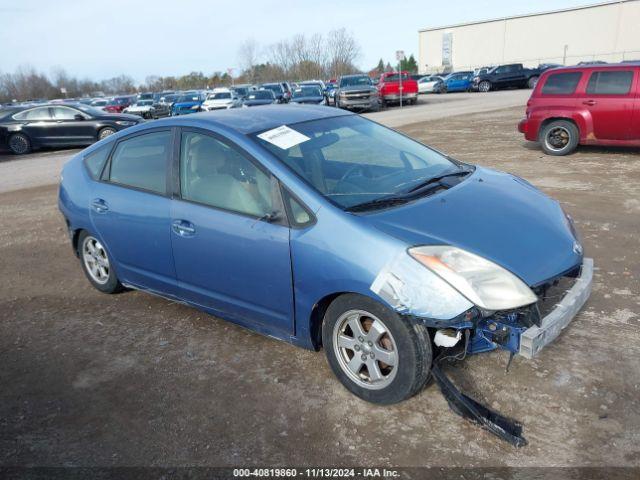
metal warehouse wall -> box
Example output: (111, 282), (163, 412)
(418, 0), (640, 73)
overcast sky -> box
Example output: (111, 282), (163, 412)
(1, 0), (594, 82)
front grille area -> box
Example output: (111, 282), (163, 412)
(533, 265), (581, 319)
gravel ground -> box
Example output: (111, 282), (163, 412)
(0, 106), (639, 469)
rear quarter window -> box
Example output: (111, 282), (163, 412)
(586, 70), (634, 95)
(541, 72), (582, 95)
(84, 144), (111, 179)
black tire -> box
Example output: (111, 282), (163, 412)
(8, 133), (32, 155)
(98, 127), (116, 141)
(528, 76), (539, 89)
(322, 293), (432, 405)
(478, 80), (491, 93)
(77, 230), (124, 294)
(539, 120), (579, 156)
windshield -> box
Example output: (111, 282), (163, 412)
(261, 84), (282, 93)
(138, 93), (153, 100)
(177, 95), (199, 102)
(233, 87), (248, 95)
(209, 92), (232, 100)
(136, 100), (153, 106)
(248, 91), (273, 100)
(340, 76), (371, 87)
(385, 73), (409, 81)
(253, 115), (461, 210)
(293, 86), (322, 98)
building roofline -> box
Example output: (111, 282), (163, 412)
(418, 0), (637, 33)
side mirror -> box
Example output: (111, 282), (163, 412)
(74, 114), (85, 121)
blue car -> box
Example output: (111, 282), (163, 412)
(59, 106), (592, 409)
(440, 71), (474, 93)
(171, 92), (206, 115)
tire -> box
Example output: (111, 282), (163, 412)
(539, 120), (579, 156)
(322, 294), (432, 405)
(478, 80), (491, 93)
(77, 230), (123, 294)
(98, 127), (116, 141)
(8, 133), (31, 155)
(528, 76), (539, 89)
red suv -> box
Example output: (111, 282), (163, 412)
(518, 64), (640, 155)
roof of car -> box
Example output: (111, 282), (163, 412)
(545, 62), (640, 72)
(157, 104), (353, 134)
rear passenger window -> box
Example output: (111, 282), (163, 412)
(84, 144), (111, 179)
(586, 71), (634, 95)
(541, 72), (582, 95)
(108, 131), (170, 194)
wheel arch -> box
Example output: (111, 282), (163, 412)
(539, 116), (583, 141)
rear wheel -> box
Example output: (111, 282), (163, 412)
(478, 80), (491, 93)
(8, 133), (31, 155)
(322, 294), (432, 405)
(78, 230), (123, 294)
(540, 120), (579, 156)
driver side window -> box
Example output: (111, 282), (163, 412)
(180, 132), (273, 218)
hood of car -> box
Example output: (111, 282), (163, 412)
(204, 99), (233, 105)
(365, 167), (582, 287)
(243, 99), (274, 106)
(291, 96), (324, 103)
(95, 112), (142, 122)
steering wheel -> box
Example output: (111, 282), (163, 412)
(339, 163), (371, 183)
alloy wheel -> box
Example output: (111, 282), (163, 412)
(332, 309), (398, 390)
(82, 236), (110, 285)
(9, 134), (29, 154)
(545, 126), (571, 151)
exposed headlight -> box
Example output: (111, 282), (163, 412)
(409, 246), (537, 311)
(115, 120), (136, 126)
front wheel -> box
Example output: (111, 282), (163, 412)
(8, 133), (32, 155)
(478, 80), (491, 93)
(322, 294), (432, 405)
(540, 120), (579, 156)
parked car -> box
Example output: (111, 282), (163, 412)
(260, 83), (288, 103)
(0, 103), (142, 154)
(59, 106), (592, 409)
(123, 99), (165, 119)
(300, 80), (328, 102)
(104, 96), (136, 113)
(242, 90), (277, 107)
(156, 93), (179, 114)
(201, 89), (242, 111)
(418, 76), (444, 94)
(290, 85), (326, 105)
(90, 98), (109, 110)
(231, 84), (256, 100)
(377, 71), (419, 106)
(335, 74), (380, 111)
(171, 92), (206, 115)
(518, 64), (640, 155)
(325, 81), (338, 105)
(439, 71), (474, 93)
(472, 63), (551, 92)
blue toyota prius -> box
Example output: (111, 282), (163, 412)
(59, 105), (593, 406)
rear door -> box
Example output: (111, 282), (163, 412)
(170, 128), (294, 334)
(12, 107), (57, 145)
(89, 128), (178, 296)
(578, 68), (636, 140)
(630, 67), (640, 140)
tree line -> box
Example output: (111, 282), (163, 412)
(1, 29), (417, 103)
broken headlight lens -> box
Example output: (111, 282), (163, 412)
(408, 246), (537, 311)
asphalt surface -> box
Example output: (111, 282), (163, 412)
(1, 95), (639, 469)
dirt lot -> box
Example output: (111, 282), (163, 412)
(1, 106), (639, 469)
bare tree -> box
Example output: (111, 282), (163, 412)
(238, 38), (260, 81)
(326, 28), (361, 78)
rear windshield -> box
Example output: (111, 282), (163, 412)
(541, 72), (582, 95)
(586, 70), (634, 95)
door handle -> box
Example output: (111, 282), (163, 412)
(91, 198), (109, 213)
(172, 220), (196, 237)
(582, 100), (597, 106)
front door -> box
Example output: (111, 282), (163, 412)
(170, 129), (294, 334)
(579, 69), (636, 141)
(89, 129), (177, 296)
(50, 106), (96, 145)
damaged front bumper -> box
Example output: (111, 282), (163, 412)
(519, 257), (593, 358)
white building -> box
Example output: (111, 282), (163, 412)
(418, 0), (640, 74)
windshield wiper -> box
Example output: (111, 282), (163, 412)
(345, 195), (410, 212)
(405, 169), (473, 194)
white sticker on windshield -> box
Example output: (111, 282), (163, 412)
(257, 125), (310, 150)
